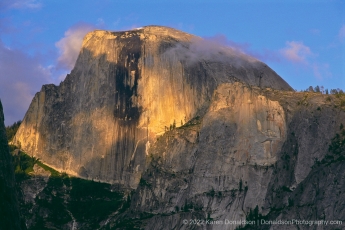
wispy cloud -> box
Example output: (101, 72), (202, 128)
(204, 34), (250, 52)
(339, 25), (345, 41)
(55, 23), (95, 70)
(0, 40), (52, 125)
(312, 63), (332, 80)
(113, 18), (121, 27)
(280, 41), (313, 64)
(310, 29), (320, 35)
(12, 0), (41, 9)
(163, 34), (271, 70)
(125, 13), (139, 22)
(280, 40), (331, 80)
(203, 34), (281, 62)
(97, 18), (105, 27)
(0, 22), (97, 125)
(0, 0), (42, 10)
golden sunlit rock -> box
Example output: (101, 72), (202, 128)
(13, 26), (292, 188)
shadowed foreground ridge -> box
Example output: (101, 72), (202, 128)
(0, 100), (23, 230)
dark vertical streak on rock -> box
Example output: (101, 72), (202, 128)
(113, 34), (142, 122)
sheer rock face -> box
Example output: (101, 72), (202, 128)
(131, 83), (288, 228)
(13, 26), (292, 188)
(130, 85), (345, 230)
(0, 101), (23, 230)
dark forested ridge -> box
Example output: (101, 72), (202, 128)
(0, 101), (24, 230)
(10, 149), (130, 229)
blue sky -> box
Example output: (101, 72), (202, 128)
(0, 0), (344, 125)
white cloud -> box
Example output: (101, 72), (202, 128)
(280, 41), (312, 63)
(55, 23), (95, 70)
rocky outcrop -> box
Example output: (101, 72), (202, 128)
(12, 26), (292, 188)
(0, 100), (23, 230)
(126, 82), (284, 229)
(20, 164), (50, 204)
(124, 84), (345, 230)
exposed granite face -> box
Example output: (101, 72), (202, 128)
(0, 100), (23, 230)
(12, 26), (292, 188)
(259, 93), (345, 230)
(126, 84), (345, 230)
(10, 26), (345, 229)
(127, 83), (284, 229)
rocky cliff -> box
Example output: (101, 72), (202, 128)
(12, 26), (291, 188)
(122, 83), (345, 230)
(11, 86), (345, 230)
(0, 100), (23, 230)
(11, 26), (345, 229)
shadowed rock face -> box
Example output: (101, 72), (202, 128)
(0, 100), (23, 230)
(13, 26), (292, 188)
